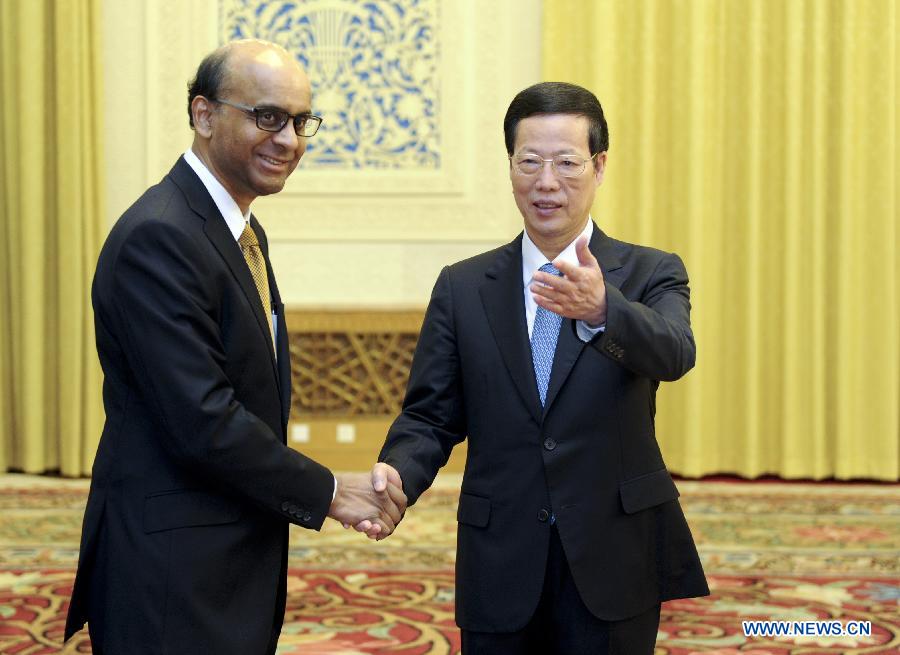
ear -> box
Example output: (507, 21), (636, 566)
(592, 151), (608, 187)
(191, 96), (216, 138)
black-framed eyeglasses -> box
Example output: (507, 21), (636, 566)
(510, 153), (597, 178)
(215, 98), (322, 137)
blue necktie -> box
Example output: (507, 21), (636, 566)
(531, 263), (563, 406)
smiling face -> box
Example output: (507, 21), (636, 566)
(510, 113), (606, 259)
(192, 44), (311, 213)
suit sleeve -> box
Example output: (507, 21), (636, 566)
(591, 252), (696, 381)
(108, 219), (334, 529)
(379, 266), (466, 505)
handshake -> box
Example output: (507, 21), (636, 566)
(327, 463), (406, 540)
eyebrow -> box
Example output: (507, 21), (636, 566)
(515, 148), (587, 156)
(254, 103), (313, 116)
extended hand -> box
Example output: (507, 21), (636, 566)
(351, 463), (407, 540)
(329, 472), (406, 539)
(531, 236), (606, 326)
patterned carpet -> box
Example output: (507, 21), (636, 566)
(0, 474), (897, 654)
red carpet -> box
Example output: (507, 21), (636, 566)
(1, 475), (897, 653)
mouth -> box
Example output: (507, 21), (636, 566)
(532, 200), (563, 215)
(258, 154), (292, 171)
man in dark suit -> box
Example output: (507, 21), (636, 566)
(65, 40), (404, 654)
(371, 82), (708, 654)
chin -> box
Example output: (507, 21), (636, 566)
(254, 178), (289, 196)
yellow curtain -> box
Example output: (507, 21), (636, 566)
(544, 0), (898, 480)
(0, 0), (105, 476)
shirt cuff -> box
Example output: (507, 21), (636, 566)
(333, 476), (338, 501)
(576, 320), (606, 342)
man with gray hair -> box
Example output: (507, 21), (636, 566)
(373, 82), (708, 654)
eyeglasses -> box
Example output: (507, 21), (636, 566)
(215, 98), (323, 137)
(509, 153), (597, 178)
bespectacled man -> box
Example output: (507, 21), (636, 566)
(371, 81), (709, 654)
(65, 39), (405, 655)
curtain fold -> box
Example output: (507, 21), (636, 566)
(543, 0), (898, 480)
(0, 0), (105, 475)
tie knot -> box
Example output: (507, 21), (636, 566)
(539, 262), (561, 276)
(239, 222), (259, 248)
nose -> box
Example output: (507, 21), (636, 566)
(535, 160), (560, 191)
(272, 121), (302, 152)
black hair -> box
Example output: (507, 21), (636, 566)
(503, 81), (609, 155)
(186, 48), (231, 129)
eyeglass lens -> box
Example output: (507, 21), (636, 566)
(256, 108), (320, 137)
(514, 155), (587, 177)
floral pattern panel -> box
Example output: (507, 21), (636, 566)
(221, 0), (440, 169)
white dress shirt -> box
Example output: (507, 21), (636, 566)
(522, 218), (605, 343)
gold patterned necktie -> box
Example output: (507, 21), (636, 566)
(238, 222), (274, 344)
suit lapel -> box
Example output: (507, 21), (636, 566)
(592, 224), (626, 289)
(479, 236), (543, 424)
(256, 217), (292, 429)
(541, 316), (583, 418)
(542, 222), (625, 417)
(168, 158), (279, 374)
(274, 301), (290, 429)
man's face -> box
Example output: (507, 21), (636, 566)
(510, 114), (606, 255)
(205, 48), (311, 211)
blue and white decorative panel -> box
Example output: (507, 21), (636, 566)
(220, 0), (440, 170)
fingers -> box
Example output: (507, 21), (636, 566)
(385, 480), (408, 515)
(372, 462), (407, 520)
(532, 294), (566, 316)
(530, 279), (571, 309)
(531, 254), (607, 324)
(371, 519), (392, 541)
(384, 465), (403, 491)
(372, 510), (396, 534)
(353, 517), (394, 540)
(379, 488), (403, 526)
(331, 467), (407, 541)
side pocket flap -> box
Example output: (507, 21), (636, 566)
(619, 468), (679, 515)
(143, 489), (242, 533)
(456, 493), (491, 528)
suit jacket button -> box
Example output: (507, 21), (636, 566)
(543, 437), (556, 451)
(303, 512), (312, 522)
(281, 502), (291, 512)
(537, 509), (550, 522)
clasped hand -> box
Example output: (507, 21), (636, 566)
(328, 464), (406, 540)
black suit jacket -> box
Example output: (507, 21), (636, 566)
(380, 225), (709, 632)
(65, 157), (335, 654)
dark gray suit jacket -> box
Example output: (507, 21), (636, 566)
(380, 225), (709, 632)
(65, 157), (335, 654)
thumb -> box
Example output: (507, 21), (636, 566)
(575, 236), (598, 268)
(384, 464), (403, 491)
(371, 463), (388, 492)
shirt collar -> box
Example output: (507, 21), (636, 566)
(522, 218), (594, 285)
(183, 148), (250, 240)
